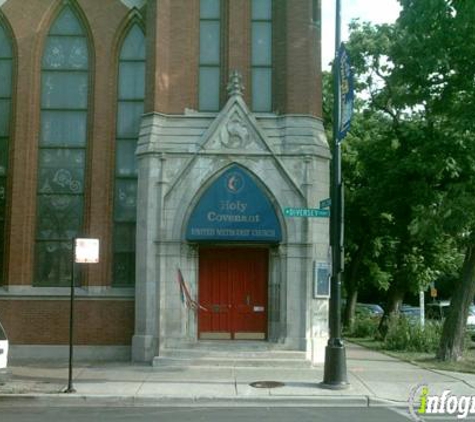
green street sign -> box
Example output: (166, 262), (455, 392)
(284, 208), (330, 218)
(319, 198), (331, 209)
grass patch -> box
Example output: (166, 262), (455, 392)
(347, 336), (475, 374)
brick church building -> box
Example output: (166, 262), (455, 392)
(0, 0), (330, 364)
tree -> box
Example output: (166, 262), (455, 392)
(340, 0), (475, 359)
(340, 108), (395, 329)
(391, 0), (475, 361)
(323, 22), (444, 331)
(322, 70), (394, 330)
(339, 20), (458, 335)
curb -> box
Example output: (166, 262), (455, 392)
(0, 393), (408, 408)
(0, 394), (369, 408)
(367, 396), (407, 408)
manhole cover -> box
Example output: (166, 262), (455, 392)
(249, 381), (285, 389)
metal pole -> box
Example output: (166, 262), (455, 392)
(322, 0), (348, 389)
(65, 238), (76, 393)
(419, 289), (425, 328)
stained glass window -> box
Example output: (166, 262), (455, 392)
(0, 22), (12, 285)
(113, 24), (145, 286)
(199, 0), (221, 111)
(34, 6), (89, 286)
(252, 0), (272, 112)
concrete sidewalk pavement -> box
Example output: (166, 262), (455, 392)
(0, 342), (474, 408)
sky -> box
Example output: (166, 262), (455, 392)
(321, 0), (402, 69)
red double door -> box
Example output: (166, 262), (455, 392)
(198, 247), (268, 340)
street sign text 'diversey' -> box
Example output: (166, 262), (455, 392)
(284, 208), (330, 218)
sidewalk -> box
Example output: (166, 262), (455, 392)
(1, 342), (474, 408)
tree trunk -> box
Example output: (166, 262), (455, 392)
(437, 244), (475, 361)
(378, 283), (405, 339)
(342, 239), (367, 330)
(343, 288), (358, 331)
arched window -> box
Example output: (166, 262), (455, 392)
(251, 0), (273, 112)
(34, 6), (89, 286)
(199, 0), (222, 111)
(113, 23), (145, 286)
(0, 21), (12, 284)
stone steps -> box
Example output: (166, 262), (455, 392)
(152, 347), (311, 368)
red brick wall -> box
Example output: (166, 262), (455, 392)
(274, 0), (322, 116)
(0, 0), (324, 346)
(0, 299), (134, 345)
(144, 0), (323, 115)
(227, 0), (252, 108)
(1, 0), (132, 288)
(1, 0), (324, 289)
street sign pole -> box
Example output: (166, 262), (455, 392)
(322, 0), (349, 389)
(65, 238), (77, 394)
(65, 238), (100, 394)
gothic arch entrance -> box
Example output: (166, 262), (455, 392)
(185, 165), (282, 340)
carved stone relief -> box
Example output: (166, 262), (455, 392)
(220, 114), (251, 149)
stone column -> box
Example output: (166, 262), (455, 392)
(132, 150), (165, 361)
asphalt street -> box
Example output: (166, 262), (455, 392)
(0, 407), (423, 422)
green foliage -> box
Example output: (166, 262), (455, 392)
(383, 316), (442, 353)
(337, 0), (475, 318)
(334, 0), (475, 358)
(334, 0), (475, 342)
(344, 314), (379, 338)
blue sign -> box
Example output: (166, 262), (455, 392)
(186, 166), (282, 242)
(338, 43), (354, 142)
(314, 262), (330, 298)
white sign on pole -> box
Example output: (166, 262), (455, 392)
(419, 289), (425, 328)
(74, 238), (100, 264)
